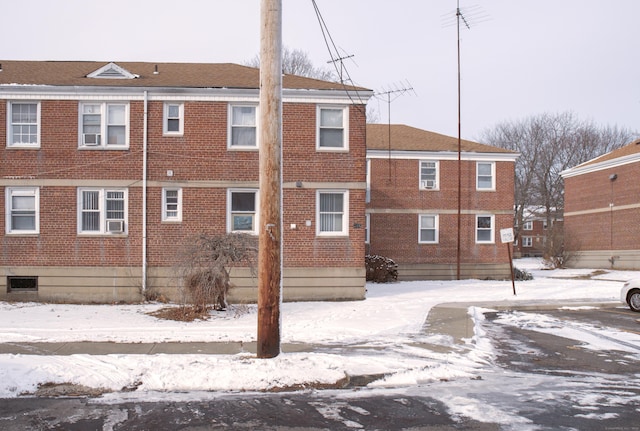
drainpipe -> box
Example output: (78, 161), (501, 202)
(142, 91), (148, 294)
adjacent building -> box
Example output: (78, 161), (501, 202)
(560, 139), (640, 269)
(366, 124), (518, 280)
(1, 60), (372, 303)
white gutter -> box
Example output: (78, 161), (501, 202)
(142, 91), (148, 294)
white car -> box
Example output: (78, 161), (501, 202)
(621, 279), (640, 312)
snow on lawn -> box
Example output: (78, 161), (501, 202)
(0, 258), (637, 404)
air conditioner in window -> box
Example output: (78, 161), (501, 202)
(83, 133), (101, 146)
(106, 220), (124, 233)
(421, 180), (436, 189)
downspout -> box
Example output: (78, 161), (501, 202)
(142, 90), (148, 294)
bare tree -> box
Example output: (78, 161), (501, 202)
(480, 112), (637, 255)
(245, 46), (337, 81)
(175, 233), (258, 313)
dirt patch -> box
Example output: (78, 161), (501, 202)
(31, 382), (110, 398)
(149, 305), (211, 322)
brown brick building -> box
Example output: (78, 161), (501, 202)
(366, 124), (518, 280)
(1, 61), (372, 302)
(560, 139), (640, 269)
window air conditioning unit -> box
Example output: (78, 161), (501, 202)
(106, 220), (124, 233)
(421, 180), (436, 189)
(83, 133), (101, 146)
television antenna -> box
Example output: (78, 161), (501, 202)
(443, 1), (488, 280)
(374, 81), (416, 180)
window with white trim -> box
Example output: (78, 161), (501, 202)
(522, 236), (533, 247)
(476, 162), (495, 190)
(78, 188), (127, 234)
(476, 215), (494, 243)
(317, 190), (349, 236)
(162, 188), (182, 222)
(418, 214), (438, 244)
(228, 105), (257, 148)
(317, 106), (348, 150)
(7, 102), (40, 148)
(228, 189), (258, 234)
(163, 103), (184, 135)
(5, 187), (39, 234)
(79, 102), (129, 148)
(419, 161), (439, 190)
(365, 213), (370, 244)
(523, 221), (533, 231)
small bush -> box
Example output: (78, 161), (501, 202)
(513, 267), (533, 281)
(365, 255), (398, 283)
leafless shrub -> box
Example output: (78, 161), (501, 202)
(365, 254), (398, 283)
(175, 233), (258, 312)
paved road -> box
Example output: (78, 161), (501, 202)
(1, 305), (639, 430)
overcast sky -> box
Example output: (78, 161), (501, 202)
(4, 0), (639, 140)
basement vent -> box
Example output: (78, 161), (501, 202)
(7, 276), (38, 292)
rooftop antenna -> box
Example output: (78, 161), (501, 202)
(374, 81), (416, 181)
(327, 50), (355, 84)
(443, 1), (488, 280)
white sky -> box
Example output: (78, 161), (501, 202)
(3, 0), (639, 140)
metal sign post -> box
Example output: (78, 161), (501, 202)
(500, 228), (516, 295)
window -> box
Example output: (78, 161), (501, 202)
(228, 105), (257, 148)
(317, 190), (349, 236)
(78, 188), (127, 234)
(522, 236), (533, 247)
(162, 188), (182, 222)
(228, 189), (258, 233)
(79, 102), (129, 148)
(476, 215), (494, 243)
(7, 276), (38, 292)
(365, 213), (370, 244)
(419, 214), (439, 243)
(476, 162), (495, 190)
(523, 221), (533, 230)
(5, 187), (39, 234)
(317, 106), (348, 150)
(420, 161), (439, 190)
(163, 103), (184, 135)
(8, 102), (40, 147)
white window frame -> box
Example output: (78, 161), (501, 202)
(365, 213), (370, 244)
(5, 187), (39, 234)
(7, 101), (41, 148)
(227, 189), (259, 234)
(476, 214), (495, 244)
(162, 188), (182, 222)
(522, 236), (533, 247)
(523, 220), (533, 231)
(77, 188), (128, 235)
(418, 214), (439, 244)
(163, 102), (184, 136)
(316, 190), (349, 236)
(228, 104), (258, 149)
(78, 102), (130, 149)
(419, 160), (439, 190)
(316, 105), (349, 151)
(476, 161), (495, 191)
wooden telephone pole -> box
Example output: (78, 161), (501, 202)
(257, 0), (283, 359)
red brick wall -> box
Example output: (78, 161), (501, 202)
(1, 98), (366, 271)
(564, 162), (640, 251)
(367, 157), (514, 265)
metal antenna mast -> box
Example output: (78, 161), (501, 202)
(375, 82), (415, 181)
(443, 1), (488, 280)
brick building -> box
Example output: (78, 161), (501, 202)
(366, 124), (518, 280)
(560, 139), (640, 269)
(513, 206), (563, 258)
(1, 60), (372, 303)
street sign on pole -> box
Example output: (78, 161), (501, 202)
(500, 228), (517, 295)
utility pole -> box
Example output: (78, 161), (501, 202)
(257, 0), (282, 359)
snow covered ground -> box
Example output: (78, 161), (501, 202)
(0, 258), (638, 427)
